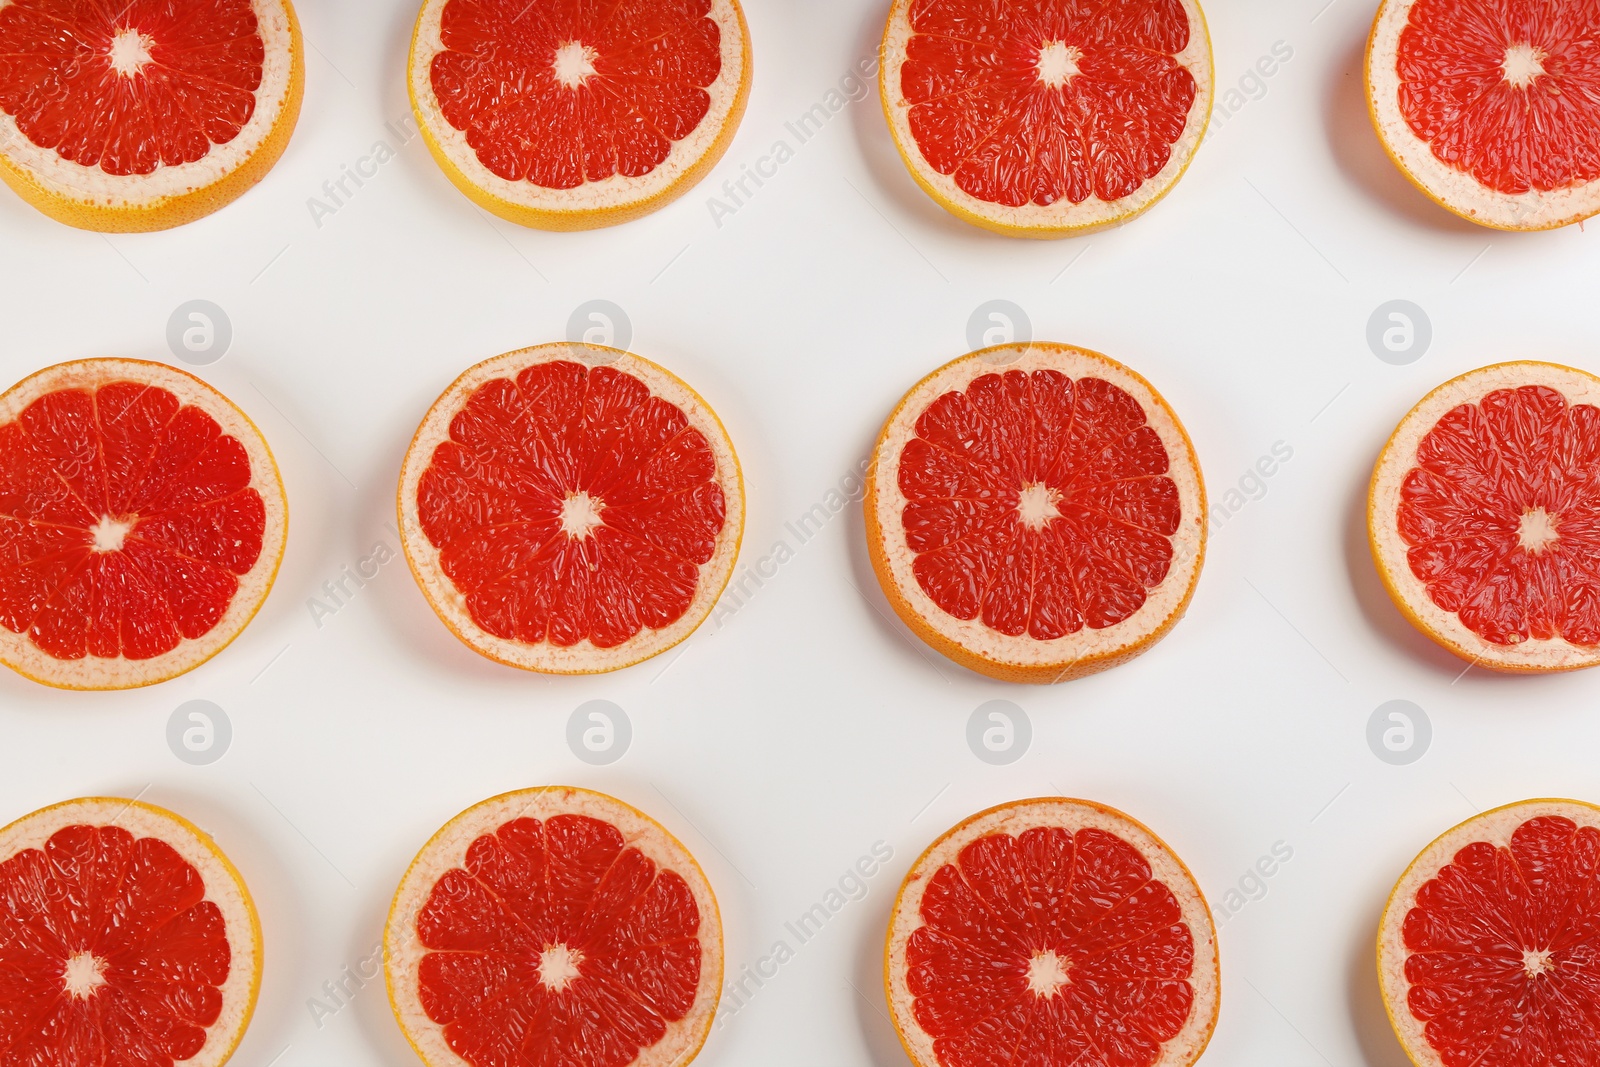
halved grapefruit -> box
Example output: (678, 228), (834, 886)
(1379, 798), (1600, 1067)
(886, 797), (1219, 1067)
(0, 0), (304, 232)
(865, 343), (1206, 683)
(0, 359), (287, 690)
(385, 786), (722, 1067)
(1369, 361), (1600, 673)
(0, 797), (261, 1067)
(398, 343), (743, 674)
(880, 0), (1213, 238)
(408, 0), (752, 230)
(1367, 0), (1600, 230)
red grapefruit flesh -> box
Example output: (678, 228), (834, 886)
(0, 0), (304, 231)
(866, 343), (1206, 683)
(0, 797), (261, 1067)
(1367, 0), (1600, 229)
(0, 359), (287, 690)
(1379, 799), (1600, 1067)
(385, 787), (722, 1067)
(398, 344), (743, 674)
(408, 0), (752, 229)
(880, 0), (1214, 237)
(1369, 361), (1600, 672)
(886, 798), (1219, 1067)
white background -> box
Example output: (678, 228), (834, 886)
(2, 1), (1597, 1064)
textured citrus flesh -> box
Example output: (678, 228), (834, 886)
(0, 380), (266, 663)
(429, 0), (721, 189)
(0, 822), (233, 1062)
(415, 359), (726, 651)
(413, 813), (704, 1067)
(907, 826), (1196, 1066)
(901, 370), (1179, 640)
(0, 0), (264, 176)
(900, 0), (1197, 209)
(1398, 385), (1600, 648)
(1401, 813), (1600, 1066)
(1396, 1), (1600, 196)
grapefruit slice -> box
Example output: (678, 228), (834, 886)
(408, 0), (752, 230)
(880, 0), (1214, 238)
(1369, 361), (1600, 673)
(0, 359), (287, 690)
(0, 0), (304, 232)
(0, 797), (261, 1067)
(1367, 0), (1600, 230)
(1378, 798), (1600, 1067)
(385, 786), (722, 1067)
(398, 343), (743, 674)
(886, 797), (1219, 1067)
(865, 343), (1206, 683)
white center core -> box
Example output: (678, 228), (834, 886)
(63, 952), (107, 998)
(1518, 507), (1559, 553)
(552, 41), (599, 89)
(1524, 948), (1554, 977)
(1017, 483), (1062, 530)
(108, 28), (155, 77)
(1027, 950), (1070, 998)
(90, 515), (134, 553)
(538, 943), (583, 992)
(1503, 43), (1548, 89)
(1037, 41), (1083, 88)
(560, 491), (604, 539)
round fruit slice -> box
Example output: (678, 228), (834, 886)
(0, 359), (287, 690)
(408, 0), (752, 230)
(1378, 798), (1600, 1067)
(399, 343), (742, 674)
(887, 797), (1219, 1067)
(880, 0), (1213, 238)
(1369, 361), (1600, 673)
(0, 797), (261, 1067)
(385, 786), (723, 1067)
(1367, 0), (1600, 231)
(866, 343), (1206, 683)
(0, 0), (304, 232)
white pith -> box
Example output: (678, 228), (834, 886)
(881, 0), (1213, 234)
(385, 787), (722, 1067)
(559, 491), (604, 540)
(398, 344), (744, 676)
(1368, 0), (1600, 230)
(887, 798), (1219, 1067)
(1026, 950), (1070, 997)
(1016, 482), (1062, 530)
(537, 943), (583, 992)
(1501, 43), (1547, 89)
(1523, 948), (1553, 977)
(63, 951), (107, 998)
(0, 798), (260, 1067)
(89, 514), (133, 553)
(408, 0), (748, 218)
(868, 343), (1206, 679)
(551, 41), (598, 89)
(1379, 799), (1600, 1067)
(107, 29), (154, 78)
(0, 359), (287, 691)
(1036, 42), (1081, 88)
(1369, 361), (1600, 672)
(1518, 507), (1559, 554)
(0, 0), (297, 210)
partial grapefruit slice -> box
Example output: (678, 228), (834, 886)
(880, 0), (1213, 238)
(408, 0), (752, 230)
(0, 797), (261, 1067)
(1367, 0), (1600, 230)
(1379, 798), (1600, 1067)
(385, 786), (723, 1067)
(1369, 361), (1600, 672)
(887, 797), (1219, 1067)
(866, 343), (1206, 683)
(0, 0), (304, 232)
(0, 359), (287, 690)
(398, 343), (743, 674)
